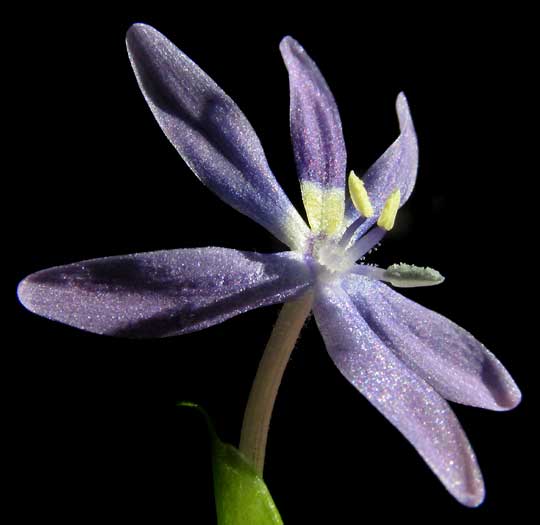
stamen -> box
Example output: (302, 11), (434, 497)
(348, 170), (374, 217)
(345, 225), (386, 262)
(338, 215), (365, 249)
(384, 263), (444, 287)
(341, 188), (400, 260)
(377, 189), (401, 231)
(352, 263), (445, 288)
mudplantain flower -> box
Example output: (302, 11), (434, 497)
(17, 24), (520, 507)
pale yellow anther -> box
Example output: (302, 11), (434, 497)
(377, 189), (401, 231)
(348, 170), (374, 217)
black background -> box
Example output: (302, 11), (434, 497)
(11, 4), (536, 523)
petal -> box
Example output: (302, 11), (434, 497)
(126, 24), (309, 251)
(17, 248), (313, 338)
(313, 283), (484, 507)
(343, 275), (521, 410)
(280, 37), (346, 236)
(344, 93), (418, 236)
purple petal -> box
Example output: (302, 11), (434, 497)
(313, 283), (484, 507)
(343, 274), (521, 410)
(126, 24), (309, 250)
(345, 93), (418, 236)
(280, 37), (346, 190)
(280, 37), (346, 233)
(17, 248), (313, 338)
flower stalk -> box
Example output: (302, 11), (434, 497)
(239, 291), (314, 474)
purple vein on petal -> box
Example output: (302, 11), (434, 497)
(343, 275), (522, 410)
(126, 24), (309, 250)
(313, 283), (485, 507)
(17, 248), (314, 338)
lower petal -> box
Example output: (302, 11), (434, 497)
(343, 275), (521, 411)
(18, 248), (313, 338)
(313, 283), (484, 507)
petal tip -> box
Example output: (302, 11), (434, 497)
(396, 92), (413, 127)
(279, 35), (304, 58)
(510, 388), (523, 408)
(460, 486), (485, 508)
(454, 470), (485, 508)
(496, 385), (522, 411)
(17, 272), (47, 317)
(480, 357), (522, 411)
(279, 35), (293, 45)
(396, 91), (408, 105)
(126, 22), (151, 37)
(126, 23), (159, 53)
(126, 23), (143, 43)
(17, 276), (33, 312)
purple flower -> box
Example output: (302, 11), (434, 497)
(17, 24), (520, 507)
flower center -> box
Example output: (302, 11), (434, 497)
(300, 171), (406, 283)
(309, 237), (356, 280)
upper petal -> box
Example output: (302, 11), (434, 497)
(126, 24), (309, 250)
(280, 37), (347, 236)
(344, 93), (418, 236)
(17, 248), (313, 338)
(343, 274), (521, 410)
(313, 283), (484, 507)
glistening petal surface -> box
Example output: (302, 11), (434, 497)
(312, 283), (484, 507)
(343, 275), (521, 410)
(126, 24), (309, 250)
(17, 248), (313, 338)
(280, 37), (346, 236)
(345, 93), (418, 235)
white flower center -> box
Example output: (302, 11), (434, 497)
(311, 238), (356, 280)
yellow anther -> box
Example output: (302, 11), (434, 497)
(348, 170), (374, 217)
(377, 189), (401, 231)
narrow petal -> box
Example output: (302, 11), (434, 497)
(126, 24), (309, 250)
(17, 248), (313, 338)
(344, 93), (418, 237)
(343, 275), (521, 410)
(280, 37), (346, 236)
(313, 283), (484, 507)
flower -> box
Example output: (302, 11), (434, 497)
(17, 24), (520, 507)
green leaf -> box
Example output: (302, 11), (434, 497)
(178, 402), (283, 525)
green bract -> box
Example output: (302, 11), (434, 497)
(179, 403), (283, 525)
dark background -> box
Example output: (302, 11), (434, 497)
(11, 4), (535, 523)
